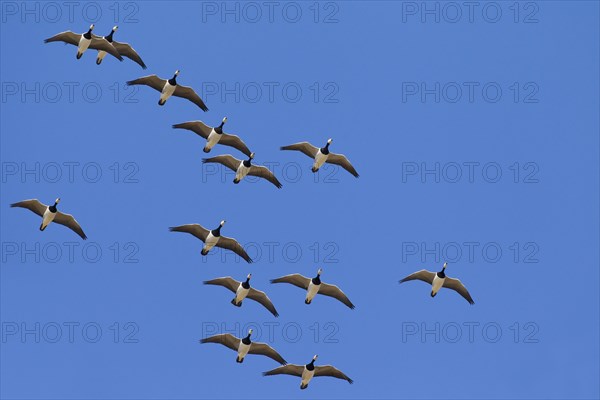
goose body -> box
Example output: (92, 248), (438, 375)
(202, 153), (283, 188)
(173, 117), (252, 156)
(44, 25), (123, 61)
(200, 329), (286, 364)
(271, 269), (355, 309)
(127, 70), (208, 110)
(280, 138), (359, 177)
(77, 28), (93, 58)
(169, 220), (253, 263)
(94, 26), (146, 68)
(11, 198), (87, 239)
(399, 262), (475, 304)
(263, 355), (353, 389)
(204, 274), (279, 316)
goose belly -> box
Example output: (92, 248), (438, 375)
(431, 276), (445, 294)
(97, 50), (107, 61)
(313, 151), (328, 170)
(205, 130), (220, 150)
(203, 233), (219, 252)
(306, 282), (320, 302)
(160, 83), (176, 101)
(301, 368), (315, 385)
(78, 36), (91, 53)
(235, 285), (250, 302)
(238, 342), (251, 358)
(235, 164), (250, 181)
(41, 208), (56, 229)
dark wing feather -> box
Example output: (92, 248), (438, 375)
(399, 270), (435, 284)
(327, 153), (359, 177)
(314, 365), (353, 383)
(10, 199), (47, 217)
(201, 155), (241, 172)
(270, 274), (310, 290)
(126, 75), (166, 92)
(44, 31), (80, 46)
(173, 85), (209, 111)
(248, 166), (283, 189)
(54, 211), (87, 240)
(443, 277), (475, 304)
(216, 236), (253, 263)
(318, 283), (355, 309)
(112, 41), (146, 68)
(203, 277), (240, 293)
(168, 224), (209, 242)
(200, 333), (240, 351)
(280, 142), (319, 158)
(247, 288), (279, 317)
(172, 121), (212, 139)
(249, 342), (287, 364)
(89, 38), (123, 60)
(262, 364), (303, 377)
(219, 133), (252, 157)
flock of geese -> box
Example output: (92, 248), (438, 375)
(8, 23), (477, 391)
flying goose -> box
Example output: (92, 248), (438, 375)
(200, 329), (286, 365)
(271, 269), (355, 309)
(169, 220), (252, 263)
(263, 355), (353, 390)
(126, 70), (208, 110)
(399, 262), (475, 304)
(204, 274), (279, 317)
(172, 117), (251, 156)
(202, 154), (282, 189)
(280, 138), (359, 177)
(11, 198), (87, 240)
(93, 26), (146, 68)
(44, 24), (123, 61)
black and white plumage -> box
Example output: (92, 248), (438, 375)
(172, 117), (251, 156)
(44, 24), (123, 61)
(280, 138), (359, 177)
(200, 329), (287, 365)
(271, 269), (355, 309)
(202, 153), (282, 189)
(126, 70), (208, 110)
(10, 198), (87, 240)
(204, 274), (279, 317)
(92, 26), (146, 68)
(263, 355), (353, 390)
(399, 262), (475, 304)
(169, 220), (252, 263)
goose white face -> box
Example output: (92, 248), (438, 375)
(313, 354), (318, 361)
(317, 268), (323, 275)
(55, 198), (61, 204)
(222, 117), (227, 124)
(443, 262), (448, 268)
(220, 220), (226, 226)
(247, 273), (252, 280)
(112, 26), (118, 32)
(327, 138), (332, 144)
(89, 24), (95, 31)
(247, 329), (253, 335)
(174, 70), (180, 76)
(249, 153), (255, 159)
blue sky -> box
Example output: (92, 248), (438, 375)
(1, 1), (599, 399)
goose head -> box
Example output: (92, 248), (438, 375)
(246, 328), (253, 337)
(54, 198), (61, 205)
(442, 262), (447, 270)
(220, 220), (226, 227)
(88, 24), (95, 32)
(222, 117), (228, 124)
(106, 26), (117, 40)
(317, 268), (323, 276)
(246, 273), (252, 282)
(249, 152), (255, 160)
(310, 354), (318, 363)
(174, 70), (180, 77)
(112, 26), (118, 32)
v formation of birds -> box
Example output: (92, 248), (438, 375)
(10, 24), (475, 391)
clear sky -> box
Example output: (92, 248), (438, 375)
(1, 1), (599, 399)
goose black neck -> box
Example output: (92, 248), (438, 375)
(168, 76), (177, 85)
(84, 30), (92, 39)
(242, 157), (252, 167)
(312, 275), (321, 285)
(242, 277), (250, 288)
(49, 203), (58, 213)
(215, 122), (224, 134)
(322, 142), (330, 154)
(106, 31), (115, 42)
(242, 334), (252, 345)
(307, 360), (315, 370)
(438, 268), (446, 278)
(212, 225), (222, 237)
